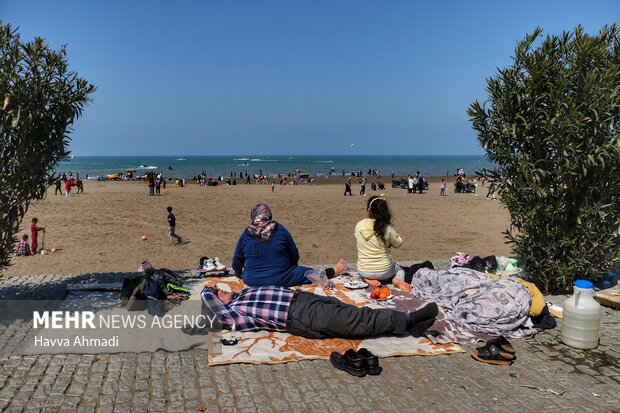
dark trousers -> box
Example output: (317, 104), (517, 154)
(344, 184), (352, 196)
(285, 291), (407, 339)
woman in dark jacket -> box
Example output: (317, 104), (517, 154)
(233, 203), (345, 287)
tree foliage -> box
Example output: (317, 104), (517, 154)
(0, 21), (95, 270)
(468, 25), (620, 294)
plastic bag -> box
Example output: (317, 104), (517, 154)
(304, 269), (334, 289)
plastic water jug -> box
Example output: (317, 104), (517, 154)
(561, 280), (601, 349)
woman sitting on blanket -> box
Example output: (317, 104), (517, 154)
(355, 196), (411, 292)
(233, 203), (347, 287)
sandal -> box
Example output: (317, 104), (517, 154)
(470, 343), (515, 366)
(485, 335), (516, 354)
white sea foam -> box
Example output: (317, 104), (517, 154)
(233, 158), (250, 161)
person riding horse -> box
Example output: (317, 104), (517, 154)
(62, 176), (84, 193)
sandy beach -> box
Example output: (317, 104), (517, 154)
(4, 176), (512, 276)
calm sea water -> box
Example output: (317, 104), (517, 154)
(56, 155), (493, 179)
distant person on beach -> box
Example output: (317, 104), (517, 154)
(232, 203), (347, 287)
(408, 175), (414, 193)
(16, 234), (31, 256)
(360, 178), (366, 196)
(354, 196), (410, 292)
(440, 179), (447, 196)
(30, 218), (45, 254)
(344, 176), (352, 196)
(271, 181), (275, 192)
(167, 207), (182, 244)
(148, 176), (155, 196)
(486, 180), (497, 200)
(65, 178), (72, 197)
(246, 174), (251, 184)
(54, 177), (62, 195)
(155, 177), (161, 195)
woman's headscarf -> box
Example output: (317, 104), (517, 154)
(245, 203), (277, 240)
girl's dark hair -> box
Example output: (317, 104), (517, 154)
(366, 196), (392, 242)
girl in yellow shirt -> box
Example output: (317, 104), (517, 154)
(355, 196), (410, 291)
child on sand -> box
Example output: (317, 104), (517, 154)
(167, 207), (182, 244)
(65, 179), (72, 197)
(354, 196), (410, 291)
(16, 234), (31, 256)
(30, 218), (45, 254)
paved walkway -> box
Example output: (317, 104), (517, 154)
(0, 271), (618, 413)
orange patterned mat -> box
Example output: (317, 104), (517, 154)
(205, 277), (464, 366)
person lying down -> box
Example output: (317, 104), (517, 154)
(192, 282), (439, 340)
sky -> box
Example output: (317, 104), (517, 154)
(2, 1), (618, 156)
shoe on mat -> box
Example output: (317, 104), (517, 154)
(470, 343), (515, 366)
(330, 349), (366, 377)
(358, 348), (382, 375)
(485, 335), (515, 354)
(203, 259), (216, 271)
(213, 257), (226, 271)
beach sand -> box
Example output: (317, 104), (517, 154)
(4, 177), (511, 276)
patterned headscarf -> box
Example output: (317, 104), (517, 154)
(245, 203), (277, 241)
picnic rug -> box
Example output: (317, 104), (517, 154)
(206, 276), (464, 366)
(14, 275), (478, 363)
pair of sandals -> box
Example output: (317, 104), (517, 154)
(330, 348), (382, 377)
(470, 336), (516, 365)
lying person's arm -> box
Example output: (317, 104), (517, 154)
(200, 287), (262, 332)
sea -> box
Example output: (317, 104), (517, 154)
(56, 155), (494, 180)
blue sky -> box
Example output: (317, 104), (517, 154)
(3, 1), (618, 155)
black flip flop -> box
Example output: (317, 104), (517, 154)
(485, 335), (516, 354)
(470, 343), (515, 366)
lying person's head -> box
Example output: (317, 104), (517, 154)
(214, 282), (233, 304)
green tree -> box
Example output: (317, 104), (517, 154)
(468, 25), (620, 293)
(0, 21), (95, 270)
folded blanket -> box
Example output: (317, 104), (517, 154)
(410, 267), (536, 339)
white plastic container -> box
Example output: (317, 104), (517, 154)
(561, 280), (601, 349)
